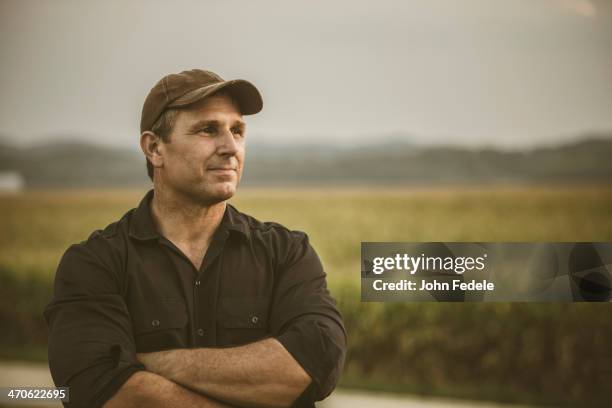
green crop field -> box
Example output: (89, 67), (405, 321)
(1, 185), (611, 406)
(1, 185), (611, 283)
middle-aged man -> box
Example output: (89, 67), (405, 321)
(44, 69), (347, 408)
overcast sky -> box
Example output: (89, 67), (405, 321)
(1, 0), (611, 149)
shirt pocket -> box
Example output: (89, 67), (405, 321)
(217, 297), (270, 346)
(132, 299), (189, 352)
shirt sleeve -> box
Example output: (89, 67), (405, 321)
(270, 231), (347, 406)
(43, 242), (145, 408)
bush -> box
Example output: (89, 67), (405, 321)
(335, 283), (612, 407)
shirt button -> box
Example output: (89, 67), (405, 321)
(197, 328), (205, 336)
(195, 280), (201, 286)
(251, 316), (259, 324)
(151, 319), (160, 327)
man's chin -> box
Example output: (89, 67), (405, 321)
(205, 183), (237, 203)
(169, 182), (236, 207)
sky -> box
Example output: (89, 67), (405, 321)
(1, 0), (611, 149)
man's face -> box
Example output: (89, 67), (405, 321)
(157, 93), (246, 205)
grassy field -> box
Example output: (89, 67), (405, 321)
(1, 184), (611, 284)
(1, 185), (611, 406)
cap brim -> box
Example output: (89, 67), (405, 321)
(168, 79), (263, 115)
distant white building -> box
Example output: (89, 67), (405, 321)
(0, 171), (25, 192)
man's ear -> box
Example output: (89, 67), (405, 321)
(140, 131), (164, 169)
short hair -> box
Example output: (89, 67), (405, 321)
(145, 108), (178, 180)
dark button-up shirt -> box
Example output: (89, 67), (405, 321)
(44, 190), (347, 408)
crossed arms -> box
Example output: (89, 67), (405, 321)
(45, 235), (346, 408)
(105, 338), (311, 407)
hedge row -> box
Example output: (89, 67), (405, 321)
(335, 283), (611, 406)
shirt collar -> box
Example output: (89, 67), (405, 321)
(129, 189), (250, 241)
(128, 189), (158, 240)
(224, 202), (251, 239)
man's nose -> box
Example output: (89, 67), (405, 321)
(217, 128), (240, 156)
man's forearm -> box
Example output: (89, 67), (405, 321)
(137, 338), (311, 408)
(103, 370), (235, 408)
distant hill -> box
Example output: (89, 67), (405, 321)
(0, 140), (147, 188)
(242, 136), (612, 185)
(1, 136), (611, 188)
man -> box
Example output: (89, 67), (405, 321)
(44, 69), (347, 408)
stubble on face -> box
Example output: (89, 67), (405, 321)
(156, 93), (246, 207)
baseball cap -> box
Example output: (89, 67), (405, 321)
(140, 69), (263, 133)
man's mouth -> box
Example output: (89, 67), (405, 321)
(207, 166), (237, 177)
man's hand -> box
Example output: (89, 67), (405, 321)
(136, 351), (169, 376)
(103, 371), (235, 408)
(136, 339), (311, 408)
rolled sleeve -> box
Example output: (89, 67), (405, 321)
(43, 243), (144, 408)
(271, 232), (347, 405)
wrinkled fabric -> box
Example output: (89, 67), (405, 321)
(44, 189), (346, 407)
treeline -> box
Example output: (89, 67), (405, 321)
(1, 135), (611, 187)
(243, 137), (612, 185)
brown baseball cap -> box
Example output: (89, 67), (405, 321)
(140, 69), (263, 133)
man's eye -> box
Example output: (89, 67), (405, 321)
(200, 127), (215, 134)
(231, 127), (244, 136)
